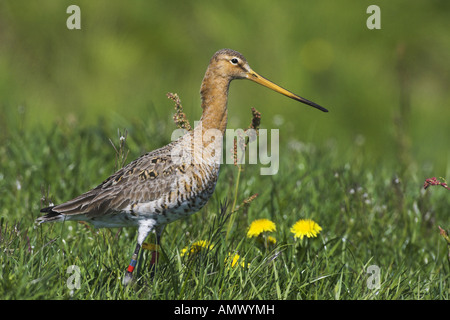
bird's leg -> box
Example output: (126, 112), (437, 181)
(136, 243), (145, 279)
(123, 221), (156, 285)
(149, 246), (159, 266)
(150, 225), (164, 266)
(148, 225), (165, 278)
(123, 243), (141, 286)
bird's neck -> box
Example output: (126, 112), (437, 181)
(199, 69), (230, 135)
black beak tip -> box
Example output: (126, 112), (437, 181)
(306, 100), (329, 113)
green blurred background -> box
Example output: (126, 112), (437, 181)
(1, 0), (449, 172)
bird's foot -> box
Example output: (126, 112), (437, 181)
(123, 255), (138, 286)
(123, 270), (134, 286)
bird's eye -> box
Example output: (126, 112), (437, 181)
(230, 58), (239, 65)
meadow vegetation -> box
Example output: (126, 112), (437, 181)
(0, 1), (449, 299)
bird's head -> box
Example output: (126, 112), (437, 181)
(208, 48), (328, 112)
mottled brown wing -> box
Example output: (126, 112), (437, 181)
(50, 142), (178, 217)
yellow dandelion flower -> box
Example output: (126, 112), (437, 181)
(255, 234), (276, 248)
(290, 219), (322, 240)
(142, 243), (160, 252)
(267, 235), (277, 244)
(226, 253), (249, 268)
(142, 243), (165, 263)
(180, 240), (214, 257)
(247, 219), (276, 238)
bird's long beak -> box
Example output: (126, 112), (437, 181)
(246, 69), (328, 112)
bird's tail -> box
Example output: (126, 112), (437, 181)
(35, 206), (65, 224)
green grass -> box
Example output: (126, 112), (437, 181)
(0, 1), (449, 300)
(0, 108), (448, 300)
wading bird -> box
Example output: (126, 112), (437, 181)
(36, 48), (328, 284)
